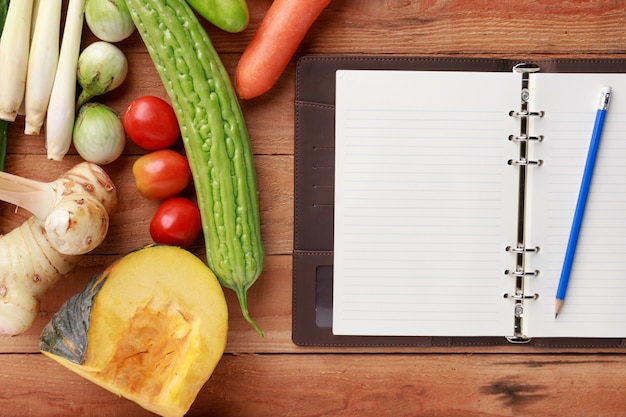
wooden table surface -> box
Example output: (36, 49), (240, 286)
(3, 1), (626, 416)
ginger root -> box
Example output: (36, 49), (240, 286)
(0, 162), (117, 335)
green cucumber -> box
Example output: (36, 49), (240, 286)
(185, 0), (249, 33)
(126, 0), (264, 336)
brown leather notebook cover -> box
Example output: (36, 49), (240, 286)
(292, 56), (626, 348)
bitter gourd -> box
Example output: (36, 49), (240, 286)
(126, 0), (264, 336)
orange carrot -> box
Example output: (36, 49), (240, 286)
(235, 0), (331, 99)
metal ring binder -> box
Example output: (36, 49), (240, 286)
(505, 63), (544, 343)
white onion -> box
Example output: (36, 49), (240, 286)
(73, 103), (126, 165)
(76, 41), (128, 108)
(85, 0), (135, 43)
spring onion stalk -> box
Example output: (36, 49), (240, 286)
(0, 0), (35, 121)
(24, 0), (62, 135)
(76, 41), (128, 108)
(73, 103), (125, 165)
(85, 0), (135, 42)
(0, 0), (9, 171)
(46, 0), (86, 161)
(0, 0), (7, 31)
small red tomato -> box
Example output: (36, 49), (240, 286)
(132, 149), (191, 200)
(123, 96), (180, 150)
(150, 197), (202, 248)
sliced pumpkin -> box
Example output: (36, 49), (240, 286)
(39, 245), (228, 417)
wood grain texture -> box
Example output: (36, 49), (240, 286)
(2, 353), (626, 417)
(2, 0), (626, 415)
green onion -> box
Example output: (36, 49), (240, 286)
(24, 0), (62, 135)
(0, 0), (10, 170)
(45, 0), (86, 161)
(0, 0), (35, 121)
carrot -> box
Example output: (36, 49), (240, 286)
(235, 0), (331, 99)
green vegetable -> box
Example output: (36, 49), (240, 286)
(185, 0), (249, 33)
(0, 0), (9, 170)
(126, 0), (264, 336)
(0, 0), (8, 34)
(76, 41), (128, 108)
(73, 103), (125, 165)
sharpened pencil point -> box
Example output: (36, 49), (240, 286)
(555, 299), (564, 318)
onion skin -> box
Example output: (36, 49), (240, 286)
(76, 41), (129, 108)
(73, 103), (126, 165)
(85, 0), (136, 42)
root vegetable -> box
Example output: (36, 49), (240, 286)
(0, 162), (118, 336)
(235, 0), (331, 99)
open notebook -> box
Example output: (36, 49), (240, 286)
(293, 56), (626, 347)
(333, 69), (626, 340)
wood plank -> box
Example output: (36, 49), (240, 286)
(3, 0), (626, 414)
(2, 352), (626, 417)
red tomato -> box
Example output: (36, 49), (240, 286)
(132, 149), (191, 200)
(123, 96), (180, 150)
(150, 197), (202, 248)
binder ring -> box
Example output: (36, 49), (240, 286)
(505, 269), (540, 278)
(506, 245), (540, 253)
(508, 134), (544, 142)
(504, 293), (539, 301)
(512, 63), (541, 74)
(508, 158), (543, 166)
(509, 110), (545, 118)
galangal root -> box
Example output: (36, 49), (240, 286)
(0, 162), (117, 335)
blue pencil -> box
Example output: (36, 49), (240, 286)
(555, 86), (612, 318)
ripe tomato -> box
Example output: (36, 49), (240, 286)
(123, 96), (180, 150)
(132, 149), (192, 200)
(150, 197), (202, 248)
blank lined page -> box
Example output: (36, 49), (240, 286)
(528, 73), (626, 338)
(332, 70), (520, 337)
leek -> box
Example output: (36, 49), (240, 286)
(24, 0), (62, 135)
(45, 0), (86, 161)
(0, 0), (35, 121)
